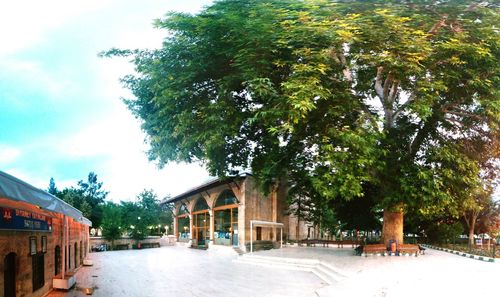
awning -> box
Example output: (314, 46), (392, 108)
(0, 170), (92, 226)
(250, 220), (284, 227)
(250, 220), (284, 253)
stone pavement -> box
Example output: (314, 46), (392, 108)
(47, 245), (324, 297)
(47, 245), (500, 297)
(254, 246), (500, 296)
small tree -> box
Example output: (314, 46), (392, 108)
(101, 203), (123, 250)
(47, 177), (59, 196)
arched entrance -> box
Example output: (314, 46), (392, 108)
(54, 246), (61, 276)
(213, 190), (238, 246)
(4, 252), (16, 297)
(176, 204), (190, 242)
(192, 198), (209, 247)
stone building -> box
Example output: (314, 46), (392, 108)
(0, 171), (91, 297)
(165, 173), (309, 252)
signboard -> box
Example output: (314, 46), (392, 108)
(0, 207), (52, 232)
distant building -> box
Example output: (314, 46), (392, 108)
(0, 171), (91, 297)
(164, 173), (310, 252)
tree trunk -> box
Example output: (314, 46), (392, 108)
(296, 209), (300, 241)
(468, 219), (476, 247)
(382, 209), (404, 246)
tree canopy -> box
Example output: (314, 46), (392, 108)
(105, 0), (499, 242)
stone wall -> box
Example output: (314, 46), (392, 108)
(0, 212), (89, 297)
(90, 236), (162, 249)
(171, 176), (310, 252)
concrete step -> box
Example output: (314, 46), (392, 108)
(241, 254), (320, 265)
(234, 254), (347, 285)
(232, 247), (245, 255)
(313, 264), (345, 285)
(235, 255), (316, 270)
(234, 257), (316, 271)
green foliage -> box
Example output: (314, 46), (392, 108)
(101, 202), (123, 249)
(48, 177), (58, 196)
(426, 222), (464, 244)
(49, 172), (108, 229)
(120, 189), (172, 241)
(105, 1), (499, 232)
(78, 172), (108, 228)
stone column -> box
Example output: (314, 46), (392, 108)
(239, 204), (245, 251)
(173, 216), (178, 239)
(209, 209), (214, 247)
(188, 214), (193, 246)
(209, 209), (214, 240)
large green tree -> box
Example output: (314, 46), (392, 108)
(50, 172), (109, 229)
(106, 0), (499, 244)
(101, 202), (123, 250)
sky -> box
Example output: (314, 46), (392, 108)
(0, 0), (214, 202)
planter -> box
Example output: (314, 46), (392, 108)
(53, 273), (76, 290)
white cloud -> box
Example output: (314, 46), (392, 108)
(57, 102), (209, 202)
(1, 0), (214, 202)
(0, 145), (21, 165)
(0, 0), (108, 56)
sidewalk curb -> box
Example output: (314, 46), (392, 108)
(421, 244), (495, 263)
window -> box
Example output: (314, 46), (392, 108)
(193, 198), (209, 212)
(177, 203), (190, 242)
(74, 243), (77, 268)
(32, 253), (45, 292)
(67, 245), (71, 270)
(178, 203), (189, 215)
(29, 236), (37, 255)
(41, 236), (47, 253)
(256, 227), (262, 241)
(54, 246), (61, 276)
(192, 198), (209, 247)
(214, 190), (238, 208)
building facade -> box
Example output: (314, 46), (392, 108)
(0, 171), (91, 297)
(166, 173), (309, 251)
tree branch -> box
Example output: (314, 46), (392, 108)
(393, 94), (415, 120)
(361, 104), (380, 133)
(409, 109), (439, 159)
(446, 110), (487, 122)
(428, 15), (448, 35)
(382, 73), (394, 101)
(388, 80), (400, 104)
(374, 66), (385, 102)
(329, 47), (353, 83)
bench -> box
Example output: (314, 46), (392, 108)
(115, 244), (129, 250)
(337, 240), (360, 248)
(299, 239), (361, 248)
(398, 244), (419, 256)
(363, 244), (387, 256)
(140, 242), (160, 249)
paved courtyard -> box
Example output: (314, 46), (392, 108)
(49, 245), (499, 297)
(258, 246), (500, 296)
(49, 245), (324, 297)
